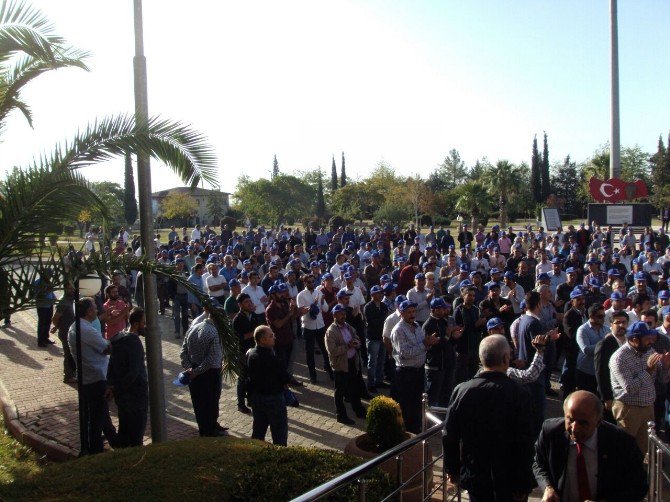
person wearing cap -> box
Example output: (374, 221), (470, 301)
(407, 273), (432, 325)
(326, 303), (366, 425)
(479, 281), (514, 336)
(438, 254), (460, 293)
(639, 309), (670, 436)
(457, 223), (473, 250)
(454, 286), (488, 383)
(656, 289), (670, 313)
(364, 285), (390, 393)
(424, 297), (461, 407)
(501, 272), (524, 315)
(643, 250), (663, 284)
(610, 320), (670, 452)
(582, 258), (607, 289)
(317, 272), (338, 330)
(204, 262), (228, 306)
(187, 263), (206, 318)
(260, 264), (282, 296)
(487, 317), (548, 384)
(447, 263), (470, 297)
(516, 291), (560, 437)
(342, 272), (367, 361)
(222, 279), (242, 317)
(363, 251), (385, 291)
(498, 231), (512, 258)
(381, 282), (397, 310)
(180, 302), (226, 438)
(390, 300), (439, 433)
(167, 259), (190, 339)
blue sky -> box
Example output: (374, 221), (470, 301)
(2, 1), (668, 193)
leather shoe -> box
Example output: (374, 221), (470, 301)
(337, 416), (355, 425)
(288, 378), (304, 387)
(237, 404), (251, 414)
(215, 423), (229, 432)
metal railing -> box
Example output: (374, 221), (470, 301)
(648, 420), (670, 502)
(292, 394), (460, 502)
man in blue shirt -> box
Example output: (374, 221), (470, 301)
(576, 303), (608, 394)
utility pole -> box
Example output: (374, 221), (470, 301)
(133, 0), (167, 442)
(610, 0), (621, 179)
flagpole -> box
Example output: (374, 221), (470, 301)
(610, 0), (621, 180)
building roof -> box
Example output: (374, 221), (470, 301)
(151, 187), (230, 197)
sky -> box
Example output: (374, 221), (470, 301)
(2, 1), (669, 195)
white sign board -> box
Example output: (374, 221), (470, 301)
(541, 208), (562, 231)
(606, 205), (633, 225)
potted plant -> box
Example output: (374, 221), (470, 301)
(344, 396), (433, 501)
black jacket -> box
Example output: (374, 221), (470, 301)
(594, 334), (620, 402)
(533, 417), (647, 501)
(107, 332), (148, 410)
(443, 371), (535, 498)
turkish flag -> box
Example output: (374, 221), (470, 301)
(589, 177), (648, 203)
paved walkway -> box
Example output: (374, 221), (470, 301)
(0, 308), (557, 499)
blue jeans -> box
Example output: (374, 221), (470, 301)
(250, 393), (288, 446)
(366, 339), (385, 387)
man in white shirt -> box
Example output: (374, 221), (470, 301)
(191, 225), (202, 242)
(296, 274), (332, 383)
(204, 263), (227, 305)
(240, 271), (267, 318)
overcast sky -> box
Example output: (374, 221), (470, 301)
(2, 1), (668, 194)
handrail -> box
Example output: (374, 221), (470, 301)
(648, 420), (670, 502)
(292, 394), (459, 502)
(291, 421), (443, 502)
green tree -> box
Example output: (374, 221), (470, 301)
(90, 181), (125, 225)
(481, 160), (524, 227)
(340, 151), (347, 187)
(531, 135), (541, 203)
(234, 175), (314, 225)
(123, 152), (138, 226)
(541, 132), (551, 201)
(373, 201), (411, 229)
(429, 149), (468, 192)
(205, 193), (227, 226)
(316, 170), (326, 218)
(454, 182), (492, 229)
(272, 154), (279, 179)
(551, 155), (585, 217)
(331, 155), (338, 192)
(160, 191), (198, 225)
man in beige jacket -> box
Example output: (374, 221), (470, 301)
(325, 304), (365, 425)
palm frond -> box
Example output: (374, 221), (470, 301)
(0, 167), (108, 268)
(65, 251), (241, 380)
(42, 114), (219, 189)
(0, 49), (89, 126)
(0, 0), (65, 64)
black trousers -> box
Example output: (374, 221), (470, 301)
(188, 368), (222, 436)
(81, 380), (117, 454)
(37, 306), (53, 345)
(116, 402), (148, 447)
(395, 366), (425, 434)
(304, 328), (332, 380)
(334, 358), (364, 419)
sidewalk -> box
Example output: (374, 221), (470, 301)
(0, 309), (378, 459)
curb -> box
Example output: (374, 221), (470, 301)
(0, 378), (78, 462)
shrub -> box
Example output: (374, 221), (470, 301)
(328, 215), (351, 230)
(365, 396), (406, 452)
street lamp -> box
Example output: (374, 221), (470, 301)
(74, 273), (102, 456)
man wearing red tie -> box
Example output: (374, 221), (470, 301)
(533, 390), (647, 501)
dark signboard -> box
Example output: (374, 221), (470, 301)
(587, 203), (654, 227)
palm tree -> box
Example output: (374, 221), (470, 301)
(0, 1), (240, 375)
(454, 182), (492, 229)
(481, 160), (523, 228)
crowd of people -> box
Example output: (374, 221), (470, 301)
(30, 219), (670, 499)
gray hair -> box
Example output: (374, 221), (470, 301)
(479, 334), (510, 368)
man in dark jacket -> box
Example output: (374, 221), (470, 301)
(246, 325), (290, 446)
(423, 298), (461, 407)
(107, 307), (148, 447)
(443, 334), (534, 502)
(594, 310), (629, 423)
(363, 285), (389, 393)
(534, 390), (647, 502)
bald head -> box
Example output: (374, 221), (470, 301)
(563, 391), (603, 443)
(479, 334), (510, 370)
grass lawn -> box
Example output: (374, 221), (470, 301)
(0, 414), (390, 501)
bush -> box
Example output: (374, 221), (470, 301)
(0, 437), (391, 501)
(62, 225), (75, 237)
(365, 396), (406, 452)
(419, 214), (433, 226)
(373, 203), (411, 229)
(328, 215), (351, 230)
(432, 215), (451, 227)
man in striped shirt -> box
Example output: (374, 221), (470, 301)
(610, 320), (670, 452)
(180, 304), (226, 437)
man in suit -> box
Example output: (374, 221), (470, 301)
(533, 390), (647, 502)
